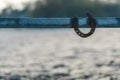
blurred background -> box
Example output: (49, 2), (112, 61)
(0, 0), (120, 17)
(0, 0), (120, 80)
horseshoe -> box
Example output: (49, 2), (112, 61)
(71, 12), (96, 38)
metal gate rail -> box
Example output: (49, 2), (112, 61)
(0, 17), (119, 28)
(0, 13), (120, 38)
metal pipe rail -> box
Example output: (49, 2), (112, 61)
(1, 12), (120, 38)
(0, 17), (120, 28)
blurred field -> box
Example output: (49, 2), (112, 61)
(0, 28), (120, 80)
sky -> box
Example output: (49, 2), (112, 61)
(98, 0), (118, 3)
(0, 0), (38, 12)
(0, 0), (118, 13)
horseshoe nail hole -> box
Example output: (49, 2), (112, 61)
(80, 34), (83, 36)
(91, 30), (94, 33)
(76, 31), (79, 32)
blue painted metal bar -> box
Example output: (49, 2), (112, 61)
(0, 17), (120, 28)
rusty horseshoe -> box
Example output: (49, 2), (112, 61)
(71, 12), (96, 38)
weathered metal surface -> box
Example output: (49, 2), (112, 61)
(0, 17), (120, 28)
